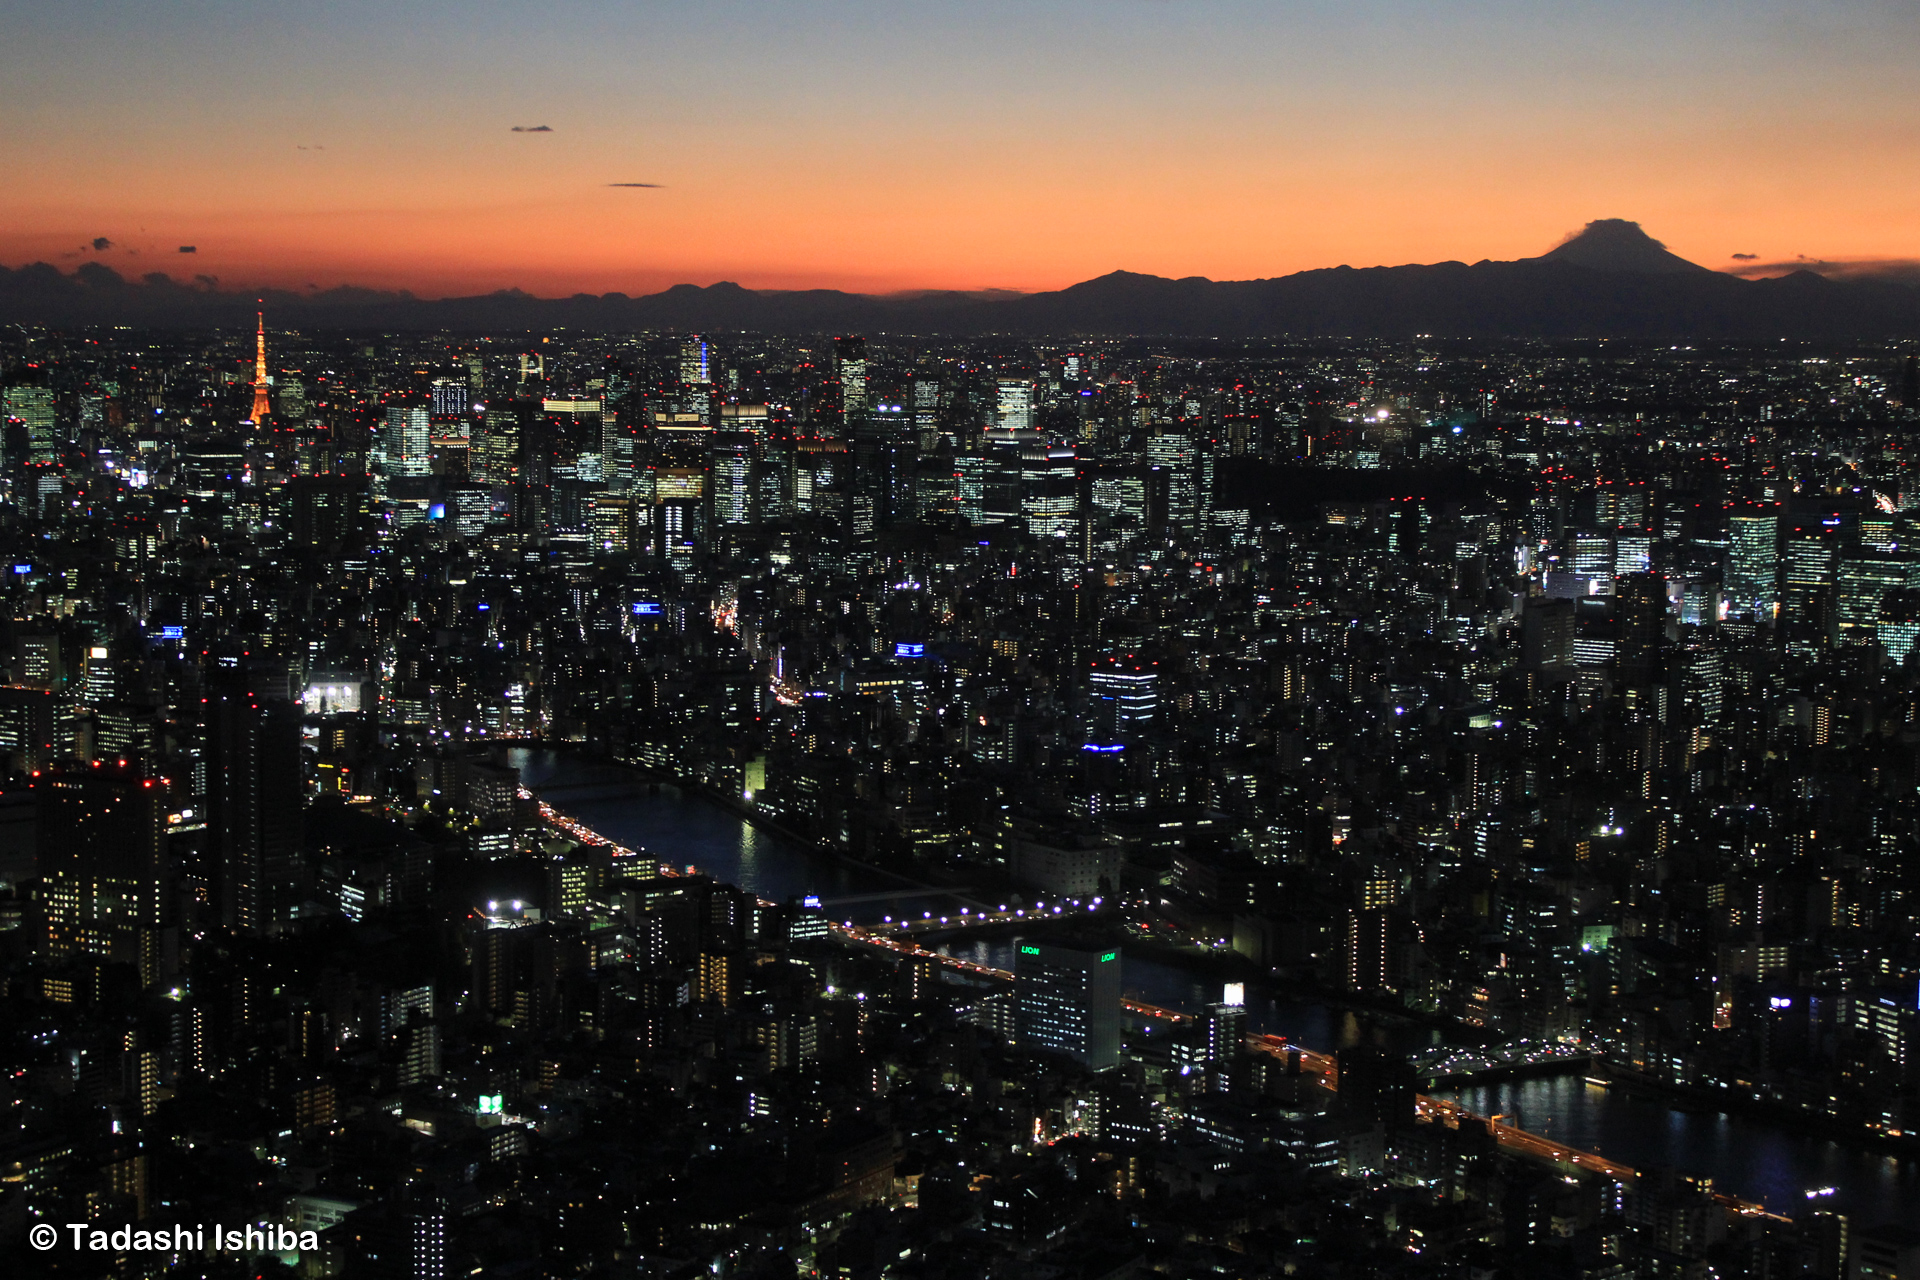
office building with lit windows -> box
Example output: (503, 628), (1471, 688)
(1089, 656), (1158, 745)
(1727, 511), (1779, 616)
(36, 764), (170, 986)
(381, 405), (432, 478)
(1015, 941), (1121, 1070)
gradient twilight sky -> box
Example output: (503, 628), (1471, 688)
(4, 0), (1918, 297)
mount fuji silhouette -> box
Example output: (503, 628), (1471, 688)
(1532, 219), (1713, 275)
(4, 219), (1916, 336)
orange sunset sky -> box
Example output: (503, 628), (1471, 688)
(5, 0), (1919, 298)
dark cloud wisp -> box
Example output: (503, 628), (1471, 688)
(1731, 253), (1757, 260)
(178, 246), (197, 254)
(607, 182), (664, 188)
(511, 125), (554, 133)
(1727, 256), (1920, 284)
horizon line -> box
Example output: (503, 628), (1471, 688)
(3, 256), (1888, 307)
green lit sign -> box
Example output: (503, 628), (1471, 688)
(478, 1094), (503, 1115)
(1019, 946), (1040, 955)
(1100, 952), (1117, 962)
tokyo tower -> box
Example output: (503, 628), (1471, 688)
(249, 310), (272, 422)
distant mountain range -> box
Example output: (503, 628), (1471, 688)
(4, 220), (1918, 338)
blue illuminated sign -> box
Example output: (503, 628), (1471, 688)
(1081, 743), (1125, 754)
(11, 565), (29, 575)
(893, 642), (925, 659)
(633, 602), (662, 615)
(158, 626), (185, 640)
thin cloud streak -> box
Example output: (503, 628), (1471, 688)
(1728, 257), (1920, 284)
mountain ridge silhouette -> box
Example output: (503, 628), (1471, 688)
(4, 223), (1916, 337)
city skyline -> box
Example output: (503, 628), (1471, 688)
(6, 0), (1920, 297)
(7, 2), (1920, 1273)
(3, 317), (1919, 1273)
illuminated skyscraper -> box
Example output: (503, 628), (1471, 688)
(1089, 657), (1158, 744)
(834, 336), (868, 418)
(955, 453), (987, 524)
(1019, 443), (1077, 539)
(1879, 589), (1920, 662)
(709, 432), (754, 526)
(382, 406), (432, 478)
(1572, 533), (1614, 576)
(3, 371), (57, 465)
(429, 379), (467, 418)
(1015, 941), (1120, 1070)
(479, 401), (529, 484)
(1727, 511), (1779, 616)
(1146, 433), (1196, 534)
(1836, 552), (1916, 639)
(599, 412), (635, 492)
(912, 377), (941, 446)
(660, 499), (700, 571)
(680, 335), (710, 387)
(1783, 530), (1838, 648)
(996, 378), (1034, 432)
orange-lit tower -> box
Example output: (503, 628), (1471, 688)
(249, 310), (272, 423)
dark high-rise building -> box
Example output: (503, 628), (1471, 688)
(1614, 571), (1668, 685)
(287, 473), (368, 554)
(1853, 1224), (1920, 1280)
(1335, 1045), (1418, 1130)
(1344, 907), (1390, 991)
(204, 691), (305, 936)
(0, 686), (59, 771)
(1015, 940), (1120, 1070)
(36, 763), (171, 986)
(411, 1198), (448, 1280)
(1521, 596), (1576, 670)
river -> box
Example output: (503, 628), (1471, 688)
(511, 749), (1918, 1224)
